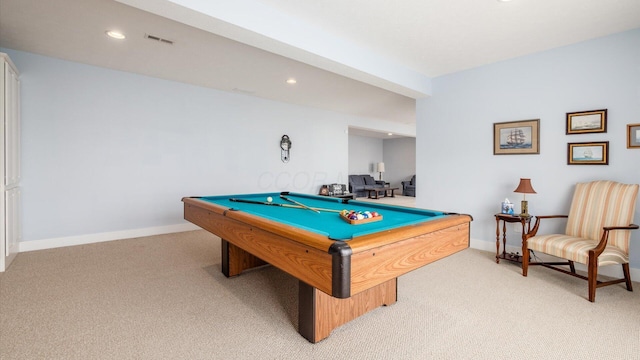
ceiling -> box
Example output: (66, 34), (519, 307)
(1, 0), (639, 137)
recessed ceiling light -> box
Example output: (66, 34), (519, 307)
(106, 30), (126, 40)
(286, 78), (297, 84)
(388, 133), (393, 136)
(497, 0), (513, 2)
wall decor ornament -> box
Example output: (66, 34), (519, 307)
(627, 123), (640, 149)
(568, 141), (609, 165)
(566, 109), (607, 134)
(280, 135), (292, 163)
(493, 119), (540, 155)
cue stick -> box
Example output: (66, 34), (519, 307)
(229, 198), (342, 213)
(280, 195), (320, 214)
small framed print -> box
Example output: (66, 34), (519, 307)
(627, 123), (640, 148)
(566, 109), (607, 134)
(568, 141), (609, 165)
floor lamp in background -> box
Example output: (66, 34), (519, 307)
(377, 162), (385, 181)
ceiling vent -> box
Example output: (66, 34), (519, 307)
(144, 33), (174, 45)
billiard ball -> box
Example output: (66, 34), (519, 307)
(266, 196), (273, 203)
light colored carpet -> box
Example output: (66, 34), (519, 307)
(2, 225), (640, 359)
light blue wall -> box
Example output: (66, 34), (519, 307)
(383, 137), (416, 189)
(348, 134), (383, 176)
(3, 49), (410, 243)
(418, 29), (640, 267)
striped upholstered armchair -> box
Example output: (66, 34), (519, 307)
(522, 180), (639, 302)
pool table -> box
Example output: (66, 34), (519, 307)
(182, 192), (471, 343)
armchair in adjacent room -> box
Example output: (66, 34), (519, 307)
(402, 175), (416, 197)
(522, 180), (639, 302)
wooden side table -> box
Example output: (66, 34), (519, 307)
(495, 213), (532, 264)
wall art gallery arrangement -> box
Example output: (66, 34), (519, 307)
(493, 108), (638, 165)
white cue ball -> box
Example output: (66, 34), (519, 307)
(267, 196), (273, 203)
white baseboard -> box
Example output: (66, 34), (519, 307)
(19, 223), (201, 252)
(470, 237), (640, 282)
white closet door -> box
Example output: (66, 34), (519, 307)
(0, 53), (20, 272)
(5, 64), (20, 187)
(5, 187), (20, 265)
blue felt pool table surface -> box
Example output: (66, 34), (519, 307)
(197, 192), (447, 241)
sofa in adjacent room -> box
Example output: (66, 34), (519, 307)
(402, 175), (416, 197)
(348, 174), (385, 198)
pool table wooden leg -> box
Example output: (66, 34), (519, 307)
(298, 278), (397, 343)
(221, 239), (267, 277)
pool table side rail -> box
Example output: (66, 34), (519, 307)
(350, 220), (470, 295)
(183, 196), (470, 253)
(183, 197), (338, 251)
(183, 197), (337, 295)
(345, 214), (471, 252)
(183, 196), (472, 296)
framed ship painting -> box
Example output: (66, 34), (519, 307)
(568, 141), (608, 165)
(493, 119), (540, 155)
(566, 109), (607, 134)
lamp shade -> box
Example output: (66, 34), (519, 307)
(513, 178), (536, 194)
(377, 162), (385, 173)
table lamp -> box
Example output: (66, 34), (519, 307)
(377, 162), (385, 181)
(513, 178), (536, 217)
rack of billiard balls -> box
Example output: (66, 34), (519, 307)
(339, 209), (383, 225)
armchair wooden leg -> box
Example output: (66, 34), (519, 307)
(522, 243), (529, 277)
(623, 263), (633, 292)
(588, 256), (598, 302)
